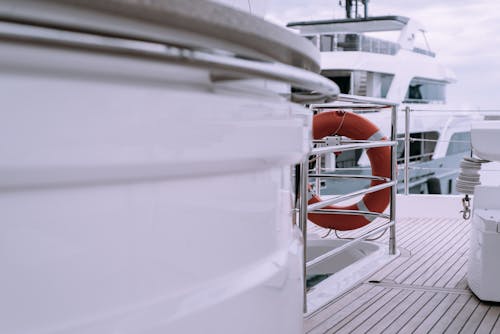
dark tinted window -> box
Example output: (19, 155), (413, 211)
(398, 131), (439, 162)
(404, 78), (446, 103)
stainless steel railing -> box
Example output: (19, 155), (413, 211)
(296, 95), (399, 313)
(298, 102), (500, 312)
(400, 107), (500, 195)
(0, 20), (339, 102)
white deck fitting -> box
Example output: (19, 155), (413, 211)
(306, 217), (500, 334)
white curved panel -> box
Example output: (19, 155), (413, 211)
(0, 34), (310, 333)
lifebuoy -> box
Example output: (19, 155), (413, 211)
(308, 110), (391, 231)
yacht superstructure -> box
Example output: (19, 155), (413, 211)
(287, 3), (500, 331)
(288, 14), (483, 195)
(288, 15), (454, 104)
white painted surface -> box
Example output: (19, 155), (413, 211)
(480, 161), (500, 186)
(468, 186), (500, 302)
(472, 121), (500, 161)
(305, 238), (398, 315)
(0, 36), (309, 333)
(321, 49), (453, 103)
(467, 123), (500, 302)
(396, 194), (465, 219)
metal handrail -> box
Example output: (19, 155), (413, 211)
(297, 96), (398, 314)
(410, 109), (500, 113)
(337, 94), (399, 106)
(0, 20), (340, 101)
(397, 137), (470, 144)
(309, 208), (390, 219)
(312, 140), (396, 155)
(308, 174), (391, 182)
(308, 180), (397, 211)
(397, 152), (434, 163)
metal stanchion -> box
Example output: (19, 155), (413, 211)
(390, 105), (398, 255)
(404, 106), (410, 195)
(299, 161), (309, 313)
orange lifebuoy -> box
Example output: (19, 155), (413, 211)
(308, 110), (391, 231)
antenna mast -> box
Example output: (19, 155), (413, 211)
(344, 0), (369, 19)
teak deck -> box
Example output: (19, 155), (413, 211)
(306, 217), (500, 334)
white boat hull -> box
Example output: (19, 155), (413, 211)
(0, 38), (310, 333)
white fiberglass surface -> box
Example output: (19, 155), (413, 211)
(306, 239), (379, 275)
(0, 170), (303, 333)
(306, 239), (395, 315)
(471, 120), (500, 161)
(0, 42), (308, 333)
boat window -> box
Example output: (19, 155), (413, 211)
(321, 70), (394, 98)
(404, 78), (446, 103)
(317, 33), (399, 55)
(377, 72), (394, 98)
(322, 70), (351, 94)
(397, 131), (439, 162)
(320, 35), (334, 52)
(335, 148), (363, 168)
(412, 31), (436, 57)
(446, 131), (471, 155)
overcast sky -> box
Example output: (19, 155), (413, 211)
(265, 0), (500, 108)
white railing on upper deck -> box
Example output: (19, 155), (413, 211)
(305, 33), (436, 57)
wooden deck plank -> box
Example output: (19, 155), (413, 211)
(434, 257), (467, 288)
(398, 292), (449, 333)
(305, 285), (385, 334)
(397, 218), (450, 251)
(410, 230), (469, 286)
(474, 306), (500, 334)
(396, 223), (469, 285)
(443, 296), (480, 333)
(366, 218), (452, 282)
(395, 217), (432, 242)
(489, 312), (500, 334)
(444, 260), (469, 289)
(323, 288), (399, 334)
(305, 284), (375, 333)
(380, 290), (433, 334)
(413, 293), (461, 334)
(460, 302), (490, 334)
(340, 288), (414, 334)
(417, 235), (468, 287)
(428, 294), (473, 334)
(386, 221), (468, 283)
(367, 290), (422, 333)
(304, 216), (499, 334)
(455, 276), (469, 290)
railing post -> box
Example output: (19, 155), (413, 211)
(404, 106), (411, 195)
(315, 147), (322, 196)
(299, 160), (309, 313)
(390, 105), (398, 255)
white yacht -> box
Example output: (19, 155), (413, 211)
(2, 1), (500, 334)
(288, 11), (483, 195)
(0, 0), (335, 333)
